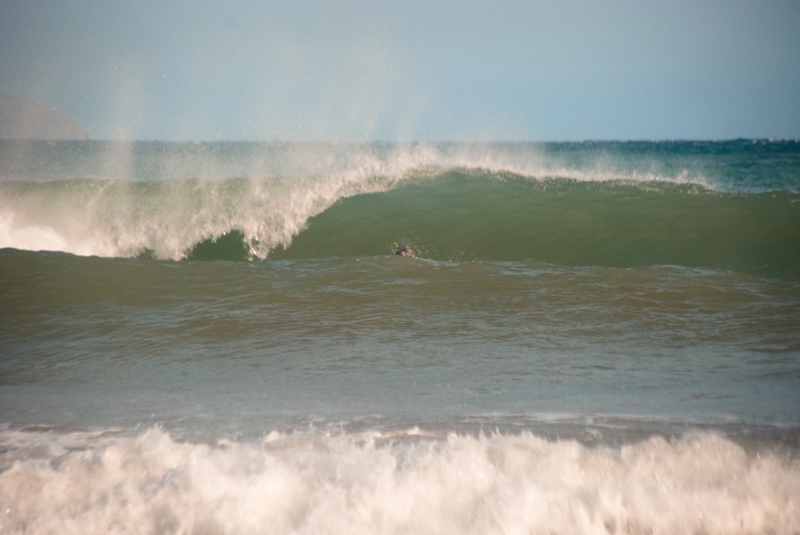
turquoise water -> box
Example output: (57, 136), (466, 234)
(1, 140), (799, 533)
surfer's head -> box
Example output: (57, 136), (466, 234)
(394, 246), (415, 257)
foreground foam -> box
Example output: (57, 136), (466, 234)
(1, 428), (798, 534)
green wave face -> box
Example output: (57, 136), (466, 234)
(269, 172), (800, 277)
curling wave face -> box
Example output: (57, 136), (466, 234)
(269, 175), (800, 277)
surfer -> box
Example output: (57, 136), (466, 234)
(394, 246), (415, 257)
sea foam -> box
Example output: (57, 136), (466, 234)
(1, 427), (797, 534)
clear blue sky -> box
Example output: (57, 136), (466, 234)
(1, 0), (798, 141)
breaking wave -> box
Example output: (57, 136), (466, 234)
(0, 141), (798, 276)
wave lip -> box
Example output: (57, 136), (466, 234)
(1, 427), (798, 535)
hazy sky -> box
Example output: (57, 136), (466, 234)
(1, 0), (798, 141)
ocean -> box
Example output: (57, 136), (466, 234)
(1, 139), (799, 534)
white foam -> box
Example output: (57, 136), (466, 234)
(0, 212), (67, 253)
(1, 427), (797, 534)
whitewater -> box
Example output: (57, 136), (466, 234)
(1, 140), (799, 534)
